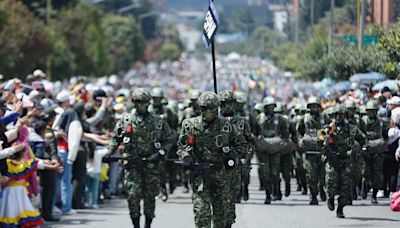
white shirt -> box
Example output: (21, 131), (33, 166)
(86, 147), (108, 174)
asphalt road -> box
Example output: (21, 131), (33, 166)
(45, 169), (400, 228)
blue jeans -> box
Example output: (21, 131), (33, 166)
(55, 150), (73, 212)
(84, 173), (100, 206)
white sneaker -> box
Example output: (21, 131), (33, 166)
(377, 190), (385, 198)
(62, 209), (77, 215)
(92, 204), (99, 209)
(53, 207), (62, 214)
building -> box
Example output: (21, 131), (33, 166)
(369, 0), (399, 28)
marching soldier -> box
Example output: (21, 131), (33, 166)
(298, 96), (327, 205)
(360, 100), (387, 203)
(319, 106), (367, 218)
(108, 88), (173, 228)
(255, 97), (290, 204)
(149, 87), (179, 201)
(177, 92), (245, 228)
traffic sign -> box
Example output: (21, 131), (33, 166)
(343, 35), (378, 46)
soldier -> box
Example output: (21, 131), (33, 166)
(255, 97), (290, 204)
(360, 100), (387, 203)
(252, 103), (266, 191)
(179, 89), (202, 193)
(344, 100), (363, 200)
(108, 88), (173, 228)
(275, 102), (297, 198)
(292, 104), (308, 194)
(177, 92), (244, 228)
(298, 96), (327, 205)
(149, 87), (179, 201)
(219, 91), (253, 225)
(320, 106), (367, 218)
(232, 92), (255, 202)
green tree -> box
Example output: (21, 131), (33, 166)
(0, 0), (52, 79)
(102, 14), (145, 72)
(159, 42), (181, 61)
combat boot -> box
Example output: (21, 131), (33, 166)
(327, 197), (335, 211)
(371, 189), (378, 204)
(285, 182), (290, 197)
(131, 217), (140, 228)
(319, 186), (327, 201)
(296, 184), (302, 191)
(276, 184), (282, 200)
(264, 190), (271, 204)
(309, 194), (318, 205)
(161, 187), (168, 202)
(336, 204), (345, 218)
(144, 217), (153, 228)
(361, 182), (368, 199)
(182, 182), (189, 193)
(301, 187), (307, 195)
(352, 186), (358, 200)
(225, 224), (232, 228)
(243, 184), (249, 201)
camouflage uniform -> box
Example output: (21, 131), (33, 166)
(149, 87), (179, 201)
(293, 104), (308, 194)
(320, 106), (367, 218)
(219, 91), (254, 225)
(344, 100), (363, 200)
(360, 100), (387, 203)
(275, 103), (297, 198)
(255, 97), (290, 204)
(179, 90), (202, 193)
(177, 92), (245, 228)
(232, 92), (255, 203)
(298, 97), (326, 204)
(108, 88), (173, 227)
(252, 103), (266, 190)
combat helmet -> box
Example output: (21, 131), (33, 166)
(233, 91), (247, 104)
(197, 92), (220, 109)
(131, 88), (151, 102)
(263, 96), (276, 107)
(344, 100), (356, 110)
(151, 87), (164, 98)
(190, 89), (202, 100)
(274, 102), (286, 114)
(365, 100), (379, 110)
(306, 96), (321, 108)
(219, 91), (234, 102)
(254, 103), (264, 113)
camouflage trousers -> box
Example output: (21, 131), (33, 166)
(351, 155), (364, 186)
(261, 153), (280, 193)
(124, 166), (160, 220)
(192, 168), (227, 228)
(362, 153), (383, 190)
(294, 150), (307, 188)
(304, 153), (325, 195)
(226, 168), (241, 225)
(325, 160), (352, 206)
(255, 149), (267, 188)
(280, 153), (293, 184)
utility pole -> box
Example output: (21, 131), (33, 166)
(358, 0), (366, 50)
(46, 0), (52, 81)
(293, 0), (299, 44)
(310, 0), (314, 34)
(328, 0), (334, 54)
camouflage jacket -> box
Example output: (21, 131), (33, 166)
(360, 116), (388, 140)
(224, 115), (255, 160)
(177, 116), (246, 163)
(108, 111), (173, 159)
(255, 113), (290, 140)
(320, 120), (367, 158)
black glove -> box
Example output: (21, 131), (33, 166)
(182, 156), (193, 169)
(147, 152), (162, 163)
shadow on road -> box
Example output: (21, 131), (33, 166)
(346, 217), (400, 222)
